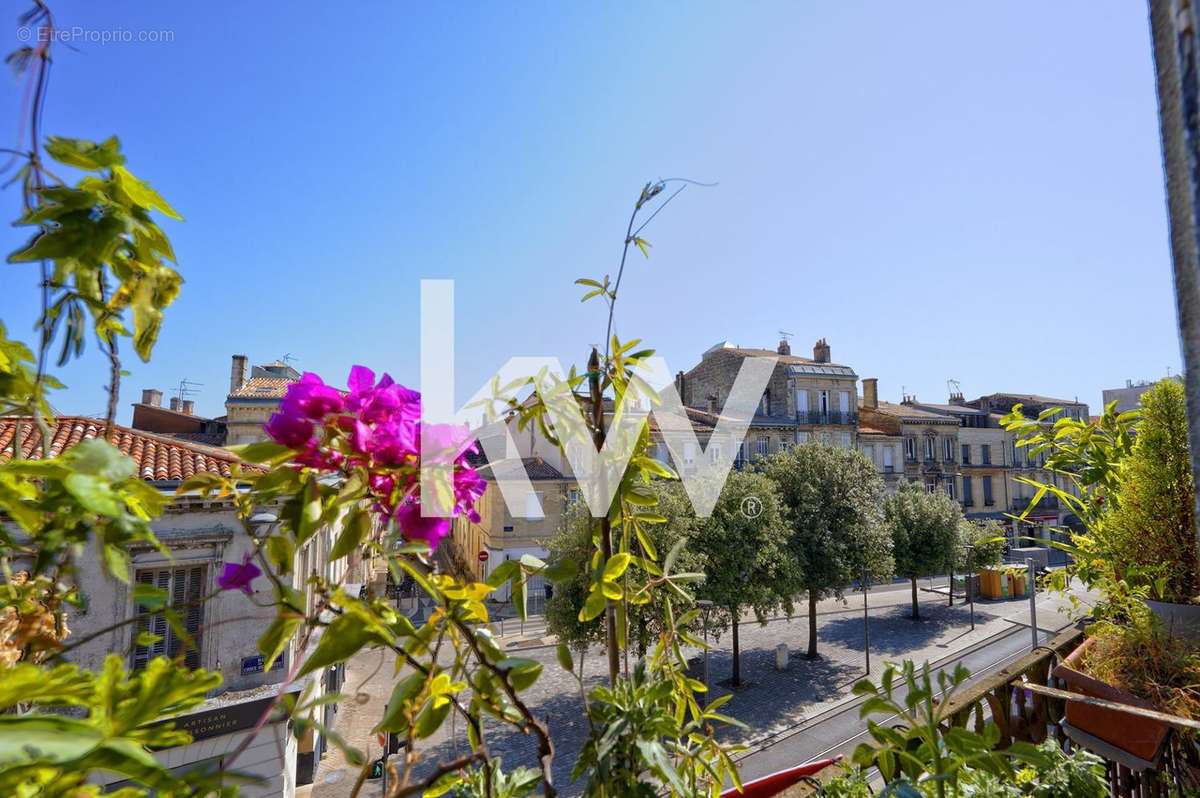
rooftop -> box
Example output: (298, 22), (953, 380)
(0, 417), (256, 482)
(865, 400), (959, 424)
(228, 376), (296, 400)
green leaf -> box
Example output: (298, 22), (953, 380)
(632, 237), (651, 258)
(226, 440), (294, 464)
(330, 508), (371, 561)
(44, 136), (126, 170)
(580, 588), (607, 622)
(413, 697), (452, 739)
(496, 658), (543, 691)
(555, 644), (575, 673)
(131, 583), (168, 612)
(297, 612), (374, 678)
(112, 165), (183, 220)
(602, 552), (631, 580)
(375, 672), (427, 733)
(258, 616), (302, 670)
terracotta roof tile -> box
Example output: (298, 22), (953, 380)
(0, 417), (259, 482)
(228, 376), (296, 400)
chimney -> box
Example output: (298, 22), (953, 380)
(949, 392), (965, 406)
(777, 338), (791, 356)
(141, 388), (162, 407)
(813, 338), (831, 363)
(181, 399), (195, 415)
(169, 397), (181, 412)
(674, 371), (686, 405)
(230, 354), (248, 394)
(706, 394), (717, 414)
(862, 378), (878, 410)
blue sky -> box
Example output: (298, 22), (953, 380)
(0, 2), (1178, 422)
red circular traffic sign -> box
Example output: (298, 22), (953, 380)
(477, 550), (490, 562)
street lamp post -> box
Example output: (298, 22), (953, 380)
(861, 566), (871, 675)
(961, 543), (976, 631)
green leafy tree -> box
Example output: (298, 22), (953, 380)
(691, 470), (797, 686)
(885, 479), (962, 620)
(762, 443), (892, 658)
(1103, 379), (1199, 603)
(544, 483), (702, 662)
(957, 518), (1006, 571)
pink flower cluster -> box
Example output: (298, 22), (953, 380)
(264, 366), (485, 549)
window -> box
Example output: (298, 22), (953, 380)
(962, 476), (973, 506)
(819, 390), (830, 416)
(946, 480), (955, 500)
(794, 388), (808, 418)
(840, 432), (852, 448)
(863, 444), (875, 463)
(524, 490), (544, 519)
(683, 442), (696, 466)
(709, 443), (722, 463)
(983, 476), (994, 506)
(883, 446), (894, 472)
(133, 565), (207, 671)
(796, 430), (810, 444)
(778, 439), (790, 452)
(759, 392), (769, 415)
(756, 435), (769, 457)
(568, 488), (580, 504)
(925, 436), (935, 461)
(925, 482), (937, 493)
(981, 444), (991, 465)
(905, 437), (916, 460)
(943, 437), (954, 461)
(839, 390), (850, 416)
(961, 444), (970, 464)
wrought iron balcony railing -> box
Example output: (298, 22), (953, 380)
(795, 410), (858, 426)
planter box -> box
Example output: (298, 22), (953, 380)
(1008, 571), (1027, 597)
(1051, 636), (1169, 763)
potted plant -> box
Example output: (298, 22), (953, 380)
(1100, 380), (1200, 635)
(1004, 382), (1200, 761)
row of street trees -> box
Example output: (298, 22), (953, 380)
(545, 442), (1005, 686)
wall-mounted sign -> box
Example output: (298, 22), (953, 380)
(240, 654), (285, 675)
(152, 684), (299, 747)
(477, 550), (490, 562)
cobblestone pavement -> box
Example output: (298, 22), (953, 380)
(311, 586), (1068, 797)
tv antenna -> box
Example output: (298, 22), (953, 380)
(281, 353), (299, 365)
(947, 378), (962, 396)
(175, 378), (203, 405)
(778, 330), (793, 341)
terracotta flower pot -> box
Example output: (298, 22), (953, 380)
(1052, 636), (1169, 763)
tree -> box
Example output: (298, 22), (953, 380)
(1103, 379), (1199, 603)
(956, 519), (1006, 571)
(544, 482), (703, 662)
(691, 470), (797, 686)
(762, 443), (893, 658)
(884, 480), (962, 620)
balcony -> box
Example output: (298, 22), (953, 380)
(796, 410), (857, 426)
(779, 626), (1191, 797)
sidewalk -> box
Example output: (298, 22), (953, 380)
(309, 586), (1077, 798)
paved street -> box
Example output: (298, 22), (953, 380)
(310, 584), (1077, 797)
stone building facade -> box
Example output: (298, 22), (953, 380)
(680, 337), (860, 462)
(0, 416), (350, 797)
(225, 355), (301, 445)
(859, 380), (960, 498)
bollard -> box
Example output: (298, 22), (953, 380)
(774, 643), (789, 671)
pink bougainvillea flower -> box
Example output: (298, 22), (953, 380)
(393, 499), (452, 548)
(283, 372), (345, 420)
(218, 553), (262, 596)
(264, 411), (314, 449)
(262, 364), (485, 551)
